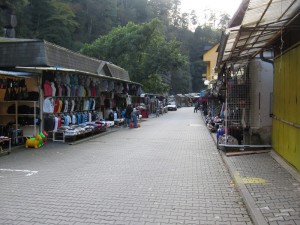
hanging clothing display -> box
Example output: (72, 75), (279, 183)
(43, 97), (54, 113)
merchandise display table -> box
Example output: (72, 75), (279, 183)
(0, 137), (11, 155)
(114, 118), (124, 126)
(52, 131), (65, 143)
(48, 121), (110, 143)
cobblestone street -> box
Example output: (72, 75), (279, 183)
(1, 107), (253, 225)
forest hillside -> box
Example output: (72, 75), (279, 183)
(0, 0), (230, 94)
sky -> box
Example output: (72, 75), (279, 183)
(180, 0), (243, 19)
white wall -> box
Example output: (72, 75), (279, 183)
(249, 59), (273, 129)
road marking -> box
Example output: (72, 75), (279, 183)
(0, 169), (38, 176)
(234, 172), (267, 184)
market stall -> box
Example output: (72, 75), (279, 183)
(0, 38), (143, 144)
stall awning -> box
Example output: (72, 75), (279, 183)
(15, 66), (142, 86)
(219, 0), (300, 67)
(0, 38), (131, 81)
(0, 69), (36, 78)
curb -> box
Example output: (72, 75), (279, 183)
(201, 114), (268, 225)
(220, 152), (268, 225)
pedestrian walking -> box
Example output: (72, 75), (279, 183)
(155, 107), (160, 117)
(125, 104), (133, 127)
(131, 107), (138, 128)
(194, 102), (198, 113)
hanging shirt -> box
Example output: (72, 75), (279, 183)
(54, 116), (58, 131)
(43, 80), (52, 97)
(95, 82), (100, 96)
(101, 80), (108, 92)
(75, 99), (80, 112)
(85, 99), (90, 111)
(44, 116), (55, 131)
(78, 85), (83, 97)
(43, 97), (54, 113)
(75, 85), (78, 97)
(108, 81), (114, 92)
(65, 74), (70, 84)
(71, 99), (75, 112)
(58, 85), (62, 96)
(76, 113), (81, 125)
(57, 99), (63, 113)
(81, 113), (86, 123)
(62, 85), (67, 96)
(100, 95), (105, 106)
(57, 116), (62, 128)
(90, 84), (96, 97)
(53, 99), (60, 113)
(51, 82), (56, 97)
(126, 95), (132, 105)
(92, 99), (96, 111)
(71, 114), (76, 124)
(70, 84), (75, 97)
(63, 100), (68, 112)
(83, 86), (87, 97)
(86, 86), (91, 97)
(66, 85), (71, 97)
(64, 115), (70, 126)
(88, 112), (92, 122)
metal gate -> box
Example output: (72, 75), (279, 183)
(219, 62), (273, 150)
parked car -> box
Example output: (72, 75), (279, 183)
(167, 104), (177, 111)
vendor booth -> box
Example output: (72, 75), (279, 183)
(0, 38), (142, 145)
(204, 60), (273, 150)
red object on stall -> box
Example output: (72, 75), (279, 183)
(141, 110), (148, 118)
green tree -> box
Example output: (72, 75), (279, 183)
(170, 0), (181, 27)
(190, 10), (198, 26)
(0, 0), (225, 94)
(171, 70), (191, 94)
(69, 0), (117, 46)
(147, 0), (173, 25)
(116, 0), (149, 26)
(185, 26), (220, 92)
(23, 0), (78, 48)
(0, 0), (29, 37)
(218, 13), (230, 30)
(81, 19), (188, 93)
(142, 74), (169, 94)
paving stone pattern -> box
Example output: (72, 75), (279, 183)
(228, 154), (300, 225)
(0, 108), (252, 225)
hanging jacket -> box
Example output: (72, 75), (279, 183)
(43, 80), (52, 97)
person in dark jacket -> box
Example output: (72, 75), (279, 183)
(125, 105), (133, 127)
(108, 110), (114, 121)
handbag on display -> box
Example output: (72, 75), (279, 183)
(17, 87), (23, 100)
(22, 87), (29, 100)
(27, 91), (39, 101)
(4, 87), (10, 101)
(18, 79), (28, 100)
(8, 80), (18, 100)
(10, 87), (17, 100)
(18, 87), (29, 100)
